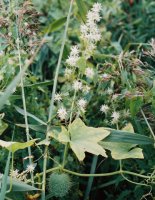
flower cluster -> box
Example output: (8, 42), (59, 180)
(10, 163), (36, 182)
(77, 98), (87, 113)
(66, 45), (80, 67)
(57, 107), (67, 121)
(80, 2), (102, 59)
(55, 3), (103, 121)
(81, 3), (102, 43)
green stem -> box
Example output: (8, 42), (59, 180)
(62, 90), (77, 168)
(48, 0), (74, 123)
(62, 168), (153, 179)
(41, 1), (73, 199)
(34, 165), (154, 181)
(141, 109), (155, 141)
(15, 0), (34, 185)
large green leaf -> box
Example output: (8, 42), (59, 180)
(0, 139), (37, 153)
(101, 124), (144, 160)
(58, 118), (110, 161)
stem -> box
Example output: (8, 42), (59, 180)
(15, 1), (34, 184)
(141, 109), (155, 141)
(48, 0), (74, 123)
(62, 90), (77, 168)
(62, 168), (153, 179)
(34, 165), (154, 181)
(41, 1), (73, 199)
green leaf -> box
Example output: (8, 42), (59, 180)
(41, 17), (67, 35)
(0, 139), (38, 153)
(58, 118), (110, 161)
(75, 0), (87, 22)
(101, 124), (144, 160)
(129, 96), (143, 116)
(15, 106), (47, 125)
(0, 120), (8, 135)
(103, 129), (154, 145)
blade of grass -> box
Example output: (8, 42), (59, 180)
(15, 106), (47, 125)
(0, 151), (11, 200)
(84, 155), (98, 200)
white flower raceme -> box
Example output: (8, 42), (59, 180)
(111, 111), (120, 124)
(80, 3), (102, 43)
(72, 80), (83, 91)
(57, 107), (67, 120)
(54, 93), (62, 102)
(85, 67), (94, 78)
(77, 98), (87, 112)
(100, 104), (109, 114)
(66, 45), (79, 67)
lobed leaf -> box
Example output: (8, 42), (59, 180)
(101, 123), (144, 160)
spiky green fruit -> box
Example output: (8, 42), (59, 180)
(48, 173), (72, 198)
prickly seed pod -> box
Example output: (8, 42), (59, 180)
(48, 173), (72, 198)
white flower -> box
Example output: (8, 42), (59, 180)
(87, 10), (101, 23)
(26, 164), (36, 173)
(77, 98), (87, 110)
(66, 45), (80, 67)
(92, 3), (102, 13)
(57, 107), (67, 120)
(85, 67), (94, 78)
(106, 88), (113, 95)
(10, 169), (19, 178)
(80, 24), (88, 35)
(65, 68), (72, 77)
(111, 111), (120, 124)
(70, 45), (79, 56)
(82, 85), (91, 94)
(123, 109), (130, 118)
(100, 104), (109, 114)
(102, 73), (109, 78)
(66, 55), (79, 67)
(54, 93), (62, 102)
(112, 94), (119, 100)
(72, 80), (83, 91)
